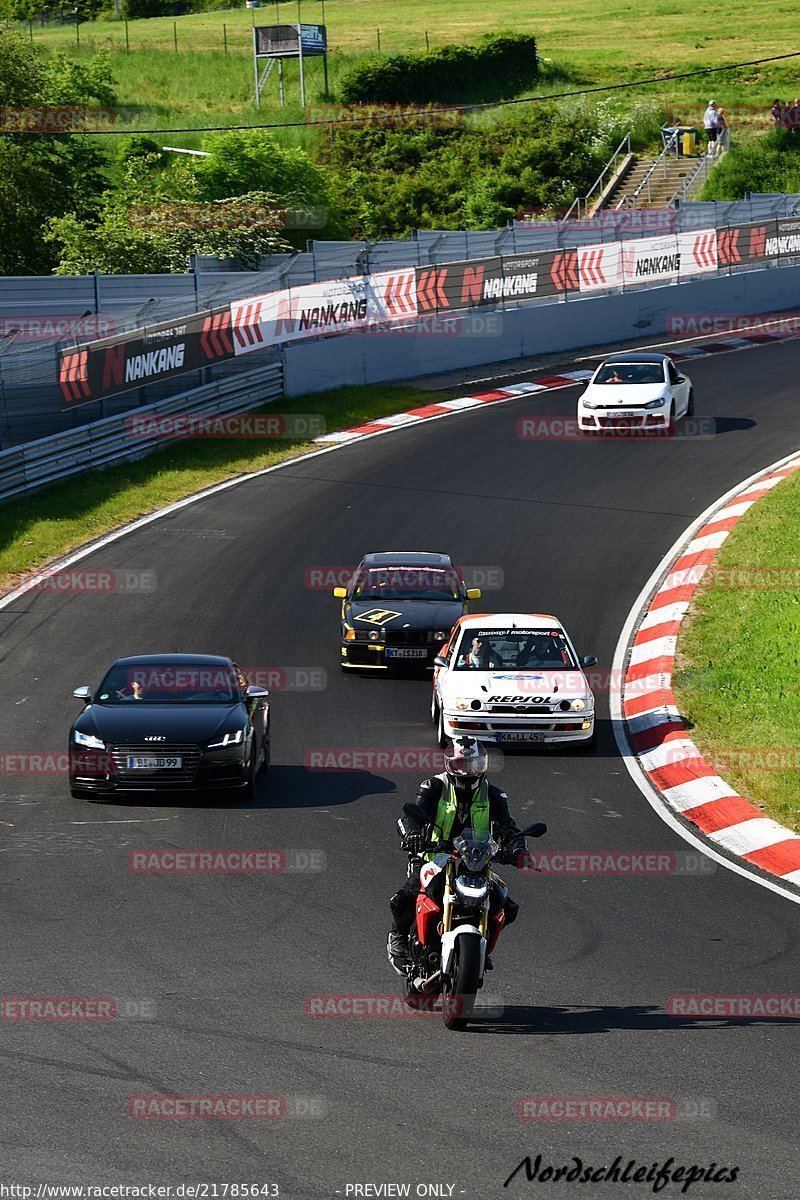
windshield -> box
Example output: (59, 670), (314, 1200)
(595, 362), (665, 385)
(453, 629), (577, 671)
(96, 663), (242, 704)
(353, 566), (462, 602)
(454, 828), (500, 871)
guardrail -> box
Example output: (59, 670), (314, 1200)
(0, 360), (283, 502)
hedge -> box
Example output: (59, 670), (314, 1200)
(339, 33), (538, 106)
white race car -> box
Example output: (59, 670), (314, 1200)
(431, 614), (597, 749)
(577, 351), (694, 435)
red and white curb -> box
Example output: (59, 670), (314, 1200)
(313, 374), (593, 443)
(313, 323), (800, 445)
(618, 451), (800, 892)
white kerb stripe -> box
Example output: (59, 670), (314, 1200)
(712, 499), (757, 521)
(661, 774), (740, 812)
(708, 818), (800, 855)
(684, 530), (730, 556)
(437, 397), (488, 409)
(639, 601), (689, 630)
(628, 635), (677, 667)
(625, 708), (682, 736)
(659, 564), (710, 592)
(314, 430), (365, 443)
(638, 738), (702, 772)
(369, 412), (422, 427)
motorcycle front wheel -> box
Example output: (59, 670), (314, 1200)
(442, 936), (481, 1031)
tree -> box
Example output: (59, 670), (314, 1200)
(0, 30), (113, 275)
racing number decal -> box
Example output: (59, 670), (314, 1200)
(353, 609), (403, 625)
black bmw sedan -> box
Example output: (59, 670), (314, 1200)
(68, 654), (269, 801)
(333, 551), (481, 671)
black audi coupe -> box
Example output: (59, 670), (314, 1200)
(68, 653), (269, 801)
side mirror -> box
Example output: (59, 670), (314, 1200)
(73, 685), (92, 703)
(402, 801), (430, 825)
(522, 821), (547, 838)
(333, 587), (347, 599)
(582, 655), (598, 668)
(675, 375), (686, 384)
(466, 588), (482, 600)
(246, 684), (269, 698)
(433, 655), (448, 669)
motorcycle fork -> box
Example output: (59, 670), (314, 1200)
(442, 861), (455, 934)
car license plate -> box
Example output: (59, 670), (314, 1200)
(495, 732), (545, 743)
(126, 756), (182, 769)
(385, 648), (428, 659)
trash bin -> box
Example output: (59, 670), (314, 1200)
(682, 129), (697, 155)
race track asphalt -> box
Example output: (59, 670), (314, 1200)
(1, 336), (799, 1197)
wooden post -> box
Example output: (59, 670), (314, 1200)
(173, 20), (178, 51)
(223, 22), (227, 53)
(425, 30), (429, 50)
(125, 18), (129, 50)
(376, 27), (380, 50)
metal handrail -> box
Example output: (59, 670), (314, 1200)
(562, 133), (631, 222)
(666, 140), (728, 208)
(630, 130), (680, 206)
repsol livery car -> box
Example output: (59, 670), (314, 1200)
(432, 614), (597, 747)
(577, 351), (694, 435)
(334, 552), (481, 670)
(68, 653), (269, 800)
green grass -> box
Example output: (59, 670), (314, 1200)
(12, 0), (800, 134)
(673, 469), (800, 832)
(0, 382), (436, 587)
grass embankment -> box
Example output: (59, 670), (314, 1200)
(673, 468), (800, 832)
(15, 0), (800, 132)
(0, 382), (436, 589)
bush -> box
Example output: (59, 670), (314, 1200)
(339, 33), (538, 106)
(699, 128), (800, 200)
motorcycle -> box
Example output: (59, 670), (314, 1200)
(396, 801), (547, 1030)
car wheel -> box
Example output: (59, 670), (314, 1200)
(258, 726), (270, 775)
(686, 388), (695, 417)
(437, 705), (448, 749)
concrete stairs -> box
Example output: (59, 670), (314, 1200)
(601, 152), (701, 210)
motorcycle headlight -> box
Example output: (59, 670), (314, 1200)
(454, 874), (489, 903)
(73, 730), (105, 750)
(207, 728), (245, 749)
(644, 396), (667, 409)
(570, 698), (586, 712)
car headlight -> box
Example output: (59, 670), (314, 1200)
(570, 698), (586, 712)
(455, 697), (470, 711)
(207, 728), (245, 749)
(433, 630), (448, 642)
(581, 397), (601, 410)
(73, 730), (105, 750)
(644, 397), (667, 409)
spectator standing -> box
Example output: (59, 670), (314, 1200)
(791, 99), (800, 134)
(714, 107), (729, 155)
(703, 100), (720, 155)
(770, 99), (785, 126)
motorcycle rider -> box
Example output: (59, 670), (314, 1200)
(387, 736), (528, 972)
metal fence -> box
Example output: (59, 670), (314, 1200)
(2, 191), (800, 447)
(0, 359), (283, 502)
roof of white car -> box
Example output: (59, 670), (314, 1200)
(457, 613), (561, 631)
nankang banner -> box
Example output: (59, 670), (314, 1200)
(58, 307), (234, 408)
(766, 217), (800, 258)
(231, 269), (417, 354)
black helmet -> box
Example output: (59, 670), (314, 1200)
(444, 736), (488, 803)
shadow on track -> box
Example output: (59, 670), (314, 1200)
(464, 1003), (799, 1035)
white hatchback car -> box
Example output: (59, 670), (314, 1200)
(432, 614), (597, 749)
(577, 352), (694, 435)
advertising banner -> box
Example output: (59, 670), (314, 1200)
(231, 269), (417, 354)
(717, 221), (777, 267)
(578, 242), (622, 292)
(58, 307), (234, 409)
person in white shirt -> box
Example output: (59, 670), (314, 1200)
(703, 100), (720, 155)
